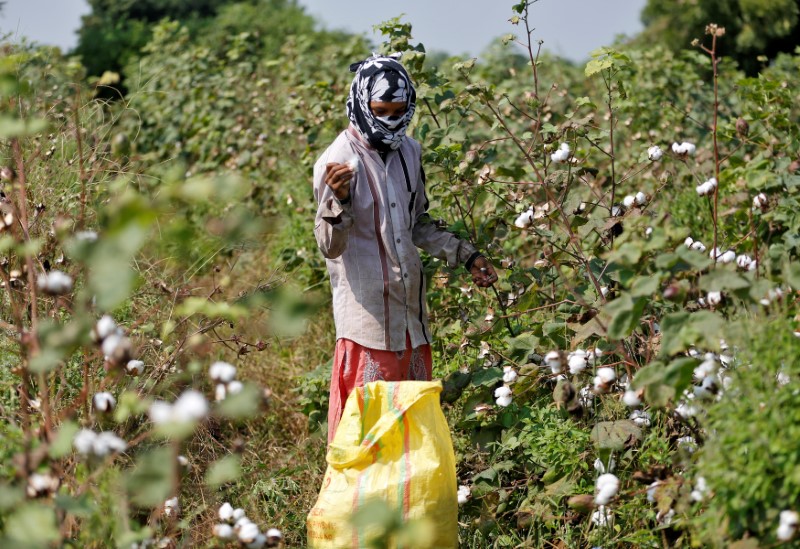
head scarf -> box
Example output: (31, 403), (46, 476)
(346, 54), (416, 152)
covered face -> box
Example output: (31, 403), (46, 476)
(346, 54), (417, 152)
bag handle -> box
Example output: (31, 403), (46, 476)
(327, 382), (440, 469)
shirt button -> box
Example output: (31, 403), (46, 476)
(396, 238), (401, 243)
(403, 273), (408, 278)
(391, 202), (396, 207)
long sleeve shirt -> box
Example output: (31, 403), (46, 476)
(313, 126), (477, 351)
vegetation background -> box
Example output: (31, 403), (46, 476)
(0, 0), (799, 547)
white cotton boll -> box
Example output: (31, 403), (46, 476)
(694, 358), (717, 380)
(635, 191), (647, 206)
(94, 431), (127, 455)
(778, 510), (799, 541)
(27, 472), (59, 497)
(709, 247), (721, 260)
(502, 366), (518, 384)
(238, 522), (260, 544)
(645, 226), (653, 237)
(622, 389), (641, 407)
(736, 254), (752, 269)
(494, 386), (512, 407)
(684, 236), (694, 248)
(777, 523), (796, 542)
(707, 291), (722, 306)
(73, 429), (97, 455)
(93, 392), (116, 413)
(647, 481), (660, 502)
(682, 142), (696, 155)
(753, 193), (767, 208)
(227, 380), (244, 395)
(75, 230), (98, 242)
(101, 332), (128, 358)
(623, 195), (635, 208)
(676, 402), (698, 418)
(163, 497), (179, 517)
(690, 477), (708, 502)
(246, 535), (267, 549)
(671, 142), (681, 154)
(126, 360), (144, 376)
(209, 361), (237, 383)
(688, 347), (701, 358)
(647, 145), (663, 161)
(610, 205), (623, 217)
(149, 401), (173, 425)
(719, 353), (733, 367)
(630, 409), (651, 427)
(213, 524), (235, 540)
(719, 250), (736, 264)
(777, 371), (790, 386)
(345, 156), (360, 174)
(545, 351), (563, 374)
(477, 341), (491, 359)
(95, 315), (117, 341)
(691, 240), (706, 252)
(218, 502), (235, 522)
(172, 390), (209, 423)
(265, 529), (283, 542)
(748, 259), (758, 271)
(37, 271), (73, 295)
(594, 457), (615, 474)
(591, 505), (612, 527)
(568, 351), (588, 374)
(594, 473), (620, 505)
(215, 384), (227, 402)
(457, 485), (471, 505)
(514, 208), (534, 229)
(596, 367), (616, 384)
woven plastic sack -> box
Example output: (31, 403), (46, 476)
(307, 381), (457, 548)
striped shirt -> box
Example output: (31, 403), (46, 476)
(313, 126), (477, 351)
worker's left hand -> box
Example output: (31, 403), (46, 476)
(470, 256), (498, 287)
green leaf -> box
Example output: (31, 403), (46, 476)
(632, 361), (666, 389)
(699, 269), (751, 292)
(126, 447), (175, 508)
(784, 262), (800, 290)
(591, 420), (642, 450)
(205, 455), (242, 487)
(3, 502), (60, 547)
(0, 115), (47, 138)
(603, 295), (646, 340)
(660, 311), (724, 356)
(49, 421), (79, 458)
(505, 333), (539, 362)
(54, 494), (94, 517)
(216, 383), (262, 419)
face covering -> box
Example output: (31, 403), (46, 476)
(346, 54), (417, 152)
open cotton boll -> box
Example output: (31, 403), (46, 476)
(622, 195), (635, 208)
(163, 497), (179, 517)
(568, 350), (588, 374)
(684, 236), (694, 248)
(73, 429), (98, 455)
(544, 351), (562, 374)
(591, 505), (612, 527)
(93, 431), (127, 456)
(213, 524), (235, 540)
(345, 155), (360, 173)
(37, 270), (73, 295)
(494, 386), (512, 407)
(265, 528), (283, 542)
(93, 392), (116, 413)
(457, 485), (471, 505)
(232, 508), (246, 521)
(149, 401), (174, 425)
(502, 366), (518, 384)
(215, 384), (227, 402)
(596, 367), (616, 384)
(594, 473), (620, 505)
(635, 191), (647, 206)
(736, 254), (753, 269)
(218, 502), (235, 522)
(514, 208), (534, 229)
(94, 315), (117, 341)
(171, 390), (209, 423)
(707, 291), (722, 306)
(778, 510), (799, 541)
(610, 205), (623, 217)
(647, 145), (663, 161)
(682, 142), (696, 155)
(227, 380), (244, 395)
(630, 409), (651, 427)
(246, 534), (267, 549)
(126, 359), (144, 376)
(719, 250), (736, 264)
(238, 522), (261, 544)
(209, 361), (237, 383)
(622, 389), (641, 407)
(691, 240), (706, 252)
(752, 192), (767, 208)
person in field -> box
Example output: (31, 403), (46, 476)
(313, 54), (497, 442)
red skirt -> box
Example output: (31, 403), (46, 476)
(327, 334), (432, 442)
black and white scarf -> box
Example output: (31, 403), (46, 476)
(346, 54), (417, 152)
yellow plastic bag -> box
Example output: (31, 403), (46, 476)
(307, 381), (458, 548)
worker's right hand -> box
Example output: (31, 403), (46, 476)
(324, 163), (354, 201)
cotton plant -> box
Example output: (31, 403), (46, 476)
(213, 501), (282, 548)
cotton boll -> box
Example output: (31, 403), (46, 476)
(213, 524), (235, 540)
(647, 481), (661, 502)
(691, 240), (706, 252)
(101, 332), (131, 360)
(684, 236), (694, 248)
(600, 286), (609, 298)
(73, 429), (97, 455)
(736, 254), (753, 269)
(682, 142), (696, 155)
(777, 523), (796, 542)
(238, 522), (261, 544)
(502, 366), (518, 384)
(752, 192), (767, 209)
(172, 390), (209, 423)
(246, 534), (267, 549)
(163, 497), (179, 517)
(622, 389), (641, 407)
(218, 502), (235, 522)
(27, 472), (59, 497)
(94, 431), (127, 455)
(93, 392), (116, 413)
(494, 386), (512, 407)
(596, 367), (616, 384)
(676, 402), (698, 418)
(209, 361), (237, 383)
(594, 456), (615, 474)
(719, 250), (736, 264)
(215, 383), (227, 402)
(568, 351), (588, 374)
(544, 351), (563, 374)
(610, 205), (623, 217)
(778, 511), (799, 541)
(707, 291), (722, 306)
(635, 191), (647, 206)
(345, 156), (360, 174)
(671, 142), (681, 154)
(94, 315), (117, 341)
(126, 360), (144, 376)
(37, 271), (73, 295)
(623, 195), (635, 208)
(647, 145), (663, 161)
(630, 409), (651, 427)
(690, 476), (708, 502)
(232, 508), (247, 521)
(265, 529), (283, 543)
(514, 208), (534, 229)
(227, 380), (244, 395)
(594, 473), (620, 505)
(645, 226), (653, 237)
(149, 401), (173, 425)
(457, 485), (471, 505)
(591, 505), (612, 527)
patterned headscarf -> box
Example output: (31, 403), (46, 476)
(346, 54), (416, 152)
